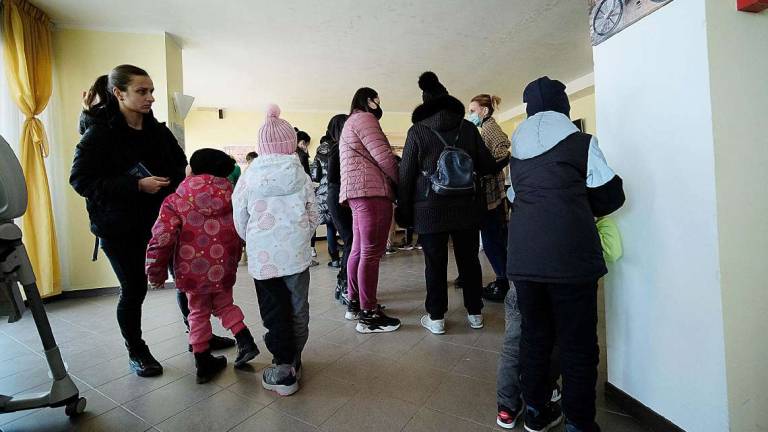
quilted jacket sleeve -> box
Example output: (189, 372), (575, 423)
(145, 195), (181, 285)
(356, 112), (398, 183)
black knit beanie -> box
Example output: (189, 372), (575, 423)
(189, 148), (235, 178)
(523, 76), (571, 117)
(418, 71), (448, 102)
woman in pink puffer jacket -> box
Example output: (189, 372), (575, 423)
(339, 87), (401, 334)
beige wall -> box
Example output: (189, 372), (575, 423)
(185, 108), (414, 158)
(706, 2), (768, 430)
(499, 88), (596, 137)
(164, 33), (184, 128)
(51, 28), (179, 291)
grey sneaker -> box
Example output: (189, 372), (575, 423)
(467, 314), (484, 329)
(420, 314), (446, 335)
(261, 364), (299, 396)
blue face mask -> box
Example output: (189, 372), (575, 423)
(468, 112), (483, 127)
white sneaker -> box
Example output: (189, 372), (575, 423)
(420, 314), (445, 335)
(311, 247), (317, 257)
(467, 314), (484, 329)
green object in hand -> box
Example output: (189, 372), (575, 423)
(597, 217), (623, 262)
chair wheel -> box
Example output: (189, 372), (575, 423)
(65, 397), (86, 417)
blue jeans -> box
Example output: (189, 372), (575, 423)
(481, 204), (508, 282)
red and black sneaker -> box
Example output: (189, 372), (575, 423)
(497, 405), (523, 429)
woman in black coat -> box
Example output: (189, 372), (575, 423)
(324, 114), (351, 302)
(396, 72), (505, 335)
(70, 65), (187, 378)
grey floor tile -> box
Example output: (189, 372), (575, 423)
(472, 317), (506, 353)
(403, 407), (493, 432)
(368, 360), (448, 406)
(426, 373), (498, 428)
(319, 386), (421, 432)
(155, 389), (263, 432)
(78, 406), (153, 432)
(123, 374), (222, 425)
(451, 347), (500, 383)
(321, 324), (373, 348)
(230, 407), (319, 432)
(270, 374), (357, 426)
(71, 355), (134, 388)
(399, 337), (471, 372)
(96, 365), (188, 405)
(318, 349), (393, 386)
(225, 367), (279, 406)
(0, 353), (46, 379)
(0, 366), (59, 396)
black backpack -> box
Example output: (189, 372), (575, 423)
(425, 125), (475, 196)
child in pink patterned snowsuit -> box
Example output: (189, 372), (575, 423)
(146, 148), (259, 384)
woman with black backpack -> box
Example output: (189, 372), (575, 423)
(396, 72), (506, 335)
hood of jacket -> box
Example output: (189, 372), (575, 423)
(511, 111), (579, 160)
(412, 94), (465, 131)
(79, 107), (108, 134)
(175, 174), (233, 217)
(245, 154), (308, 198)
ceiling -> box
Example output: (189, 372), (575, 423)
(37, 0), (594, 113)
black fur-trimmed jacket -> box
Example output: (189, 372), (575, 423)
(70, 108), (187, 240)
(396, 95), (506, 234)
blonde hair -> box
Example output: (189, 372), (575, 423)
(471, 94), (502, 117)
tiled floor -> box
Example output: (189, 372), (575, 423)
(0, 244), (649, 431)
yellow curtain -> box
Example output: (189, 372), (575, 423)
(2, 0), (60, 297)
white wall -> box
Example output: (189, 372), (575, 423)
(593, 1), (729, 430)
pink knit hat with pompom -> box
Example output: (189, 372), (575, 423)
(258, 104), (297, 155)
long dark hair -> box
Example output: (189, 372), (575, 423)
(326, 114), (348, 143)
(349, 87), (378, 114)
(84, 75), (109, 113)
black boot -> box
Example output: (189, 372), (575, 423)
(128, 344), (163, 378)
(188, 334), (236, 352)
(481, 279), (509, 303)
(194, 350), (227, 384)
(234, 328), (259, 368)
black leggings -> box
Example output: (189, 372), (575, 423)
(327, 184), (353, 281)
(100, 236), (151, 354)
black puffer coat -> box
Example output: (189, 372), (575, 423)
(70, 108), (187, 240)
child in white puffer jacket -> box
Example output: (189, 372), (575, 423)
(232, 104), (318, 396)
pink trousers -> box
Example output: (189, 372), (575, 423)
(187, 288), (246, 353)
(347, 197), (393, 310)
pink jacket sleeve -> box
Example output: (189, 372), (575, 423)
(356, 113), (399, 184)
(145, 196), (181, 285)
